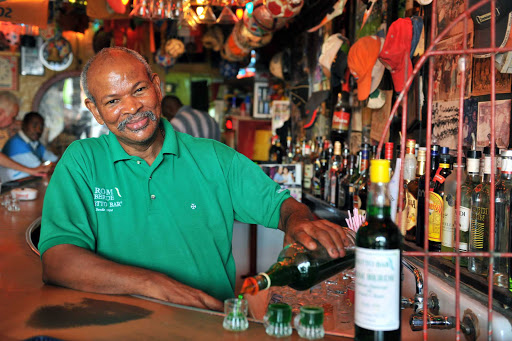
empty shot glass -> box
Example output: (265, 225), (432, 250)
(294, 306), (325, 340)
(223, 297), (249, 332)
(264, 303), (293, 337)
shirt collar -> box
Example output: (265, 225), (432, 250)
(108, 118), (179, 163)
(18, 130), (39, 149)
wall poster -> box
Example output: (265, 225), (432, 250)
(477, 100), (511, 149)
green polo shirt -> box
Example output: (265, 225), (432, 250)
(39, 119), (290, 301)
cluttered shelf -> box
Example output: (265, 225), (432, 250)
(303, 192), (512, 316)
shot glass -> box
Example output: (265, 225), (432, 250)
(223, 297), (249, 332)
(263, 303), (293, 337)
(294, 305), (325, 340)
(7, 197), (20, 212)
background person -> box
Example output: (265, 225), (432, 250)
(161, 95), (221, 141)
(39, 47), (350, 312)
(0, 90), (22, 149)
(1, 112), (58, 182)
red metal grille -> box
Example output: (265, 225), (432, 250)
(375, 1), (512, 339)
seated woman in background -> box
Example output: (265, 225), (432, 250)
(1, 112), (58, 182)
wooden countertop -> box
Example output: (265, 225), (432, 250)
(0, 178), (351, 341)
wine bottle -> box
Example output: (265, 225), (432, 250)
(240, 232), (356, 295)
(441, 160), (465, 259)
(329, 141), (343, 207)
(353, 144), (371, 211)
(355, 159), (402, 340)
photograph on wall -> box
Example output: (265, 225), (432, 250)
(463, 98), (478, 148)
(260, 164), (302, 202)
(472, 57), (512, 96)
(270, 100), (291, 134)
(433, 33), (473, 102)
(432, 101), (459, 150)
(477, 100), (511, 148)
(436, 0), (473, 37)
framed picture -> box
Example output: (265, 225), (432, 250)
(0, 52), (18, 90)
(270, 100), (290, 134)
(260, 163), (302, 202)
(20, 36), (45, 76)
(253, 81), (271, 118)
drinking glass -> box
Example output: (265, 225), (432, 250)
(223, 297), (249, 332)
(294, 306), (325, 340)
(264, 303), (293, 337)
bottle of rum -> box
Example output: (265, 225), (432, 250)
(269, 135), (284, 163)
(455, 150), (481, 266)
(428, 153), (452, 252)
(331, 91), (351, 145)
(404, 147), (426, 242)
(329, 141), (343, 207)
(240, 233), (356, 295)
(338, 155), (358, 210)
(355, 159), (402, 340)
(416, 145), (440, 247)
(441, 159), (464, 258)
(468, 155), (492, 275)
(353, 144), (371, 211)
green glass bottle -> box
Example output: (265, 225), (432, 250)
(240, 231), (356, 295)
(495, 150), (512, 289)
(355, 159), (402, 341)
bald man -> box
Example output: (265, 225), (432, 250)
(38, 47), (350, 312)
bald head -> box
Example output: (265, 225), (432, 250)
(80, 47), (152, 105)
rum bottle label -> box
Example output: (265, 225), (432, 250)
(355, 247), (400, 331)
(332, 110), (350, 131)
(405, 192), (417, 232)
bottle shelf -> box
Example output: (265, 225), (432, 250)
(302, 193), (512, 317)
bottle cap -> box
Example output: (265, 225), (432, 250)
(417, 147), (427, 161)
(370, 159), (391, 183)
(501, 150), (512, 158)
(406, 139), (416, 148)
(334, 141), (342, 155)
(440, 146), (450, 155)
(466, 150), (481, 159)
(385, 142), (394, 160)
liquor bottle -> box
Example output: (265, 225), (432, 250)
(285, 133), (294, 163)
(312, 137), (324, 197)
(494, 150), (512, 288)
(428, 153), (452, 252)
(331, 91), (351, 145)
(303, 142), (313, 193)
(468, 155), (491, 275)
(240, 232), (356, 294)
(353, 144), (371, 211)
(355, 159), (402, 340)
(323, 141), (333, 202)
(384, 142), (394, 178)
(455, 150), (481, 267)
(416, 145), (440, 247)
(269, 135), (284, 163)
(441, 160), (465, 258)
(403, 139), (417, 185)
(329, 141), (343, 207)
(338, 155), (358, 210)
(404, 147), (426, 242)
(389, 145), (402, 224)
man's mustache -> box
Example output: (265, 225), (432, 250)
(117, 111), (157, 131)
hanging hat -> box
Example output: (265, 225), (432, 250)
(367, 89), (386, 109)
(348, 35), (385, 101)
(469, 0), (512, 58)
(303, 90), (329, 129)
(410, 16), (424, 58)
(378, 18), (413, 93)
(319, 34), (345, 78)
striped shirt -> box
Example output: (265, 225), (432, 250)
(170, 105), (221, 141)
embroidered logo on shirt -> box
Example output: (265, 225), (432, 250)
(94, 187), (123, 212)
(191, 203), (197, 209)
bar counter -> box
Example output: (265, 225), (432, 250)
(0, 178), (350, 340)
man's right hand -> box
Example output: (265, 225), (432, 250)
(28, 163), (52, 177)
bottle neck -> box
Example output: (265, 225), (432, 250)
(367, 181), (391, 219)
